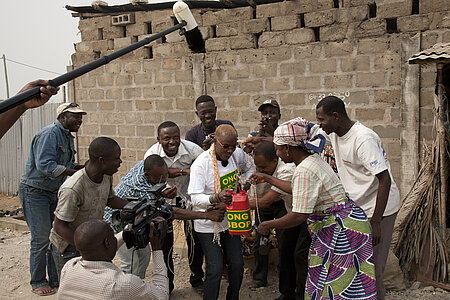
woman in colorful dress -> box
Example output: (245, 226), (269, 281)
(252, 117), (376, 300)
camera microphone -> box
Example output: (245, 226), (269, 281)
(173, 1), (205, 53)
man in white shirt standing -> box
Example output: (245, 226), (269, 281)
(188, 124), (255, 300)
(144, 121), (205, 291)
(315, 96), (400, 300)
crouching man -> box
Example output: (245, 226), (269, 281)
(58, 218), (169, 300)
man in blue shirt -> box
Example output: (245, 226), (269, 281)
(19, 102), (86, 296)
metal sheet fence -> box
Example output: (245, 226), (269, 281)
(0, 103), (62, 195)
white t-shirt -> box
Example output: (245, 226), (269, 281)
(188, 148), (255, 233)
(321, 122), (400, 218)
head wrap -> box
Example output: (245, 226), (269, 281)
(273, 117), (326, 153)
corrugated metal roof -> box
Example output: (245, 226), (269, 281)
(409, 42), (450, 65)
(66, 0), (282, 14)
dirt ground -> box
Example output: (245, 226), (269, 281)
(0, 195), (449, 300)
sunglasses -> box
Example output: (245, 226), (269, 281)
(61, 102), (80, 113)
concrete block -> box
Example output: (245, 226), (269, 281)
(398, 14), (431, 32)
(372, 125), (400, 139)
(97, 75), (114, 87)
(256, 1), (299, 18)
(253, 63), (278, 78)
(89, 89), (105, 100)
(265, 47), (292, 62)
(304, 9), (338, 27)
(162, 59), (182, 70)
(116, 100), (134, 111)
(166, 31), (185, 43)
(114, 37), (134, 49)
(337, 6), (369, 23)
(155, 71), (173, 83)
(228, 66), (251, 80)
(345, 90), (370, 104)
(230, 34), (257, 50)
(175, 70), (192, 82)
(420, 0), (450, 14)
(356, 72), (386, 87)
(183, 85), (194, 98)
(374, 89), (402, 104)
(163, 85), (182, 97)
(143, 86), (162, 97)
(265, 78), (291, 91)
(199, 26), (215, 40)
(135, 73), (153, 85)
(106, 88), (122, 100)
(310, 59), (337, 73)
(123, 87), (142, 99)
(258, 32), (285, 48)
(280, 62), (306, 76)
(203, 7), (253, 26)
(135, 100), (153, 111)
(357, 37), (390, 54)
(271, 15), (301, 31)
(240, 80), (264, 93)
(355, 108), (386, 120)
(155, 99), (174, 110)
(340, 56), (370, 72)
(294, 44), (322, 59)
(99, 101), (115, 111)
(343, 0), (374, 7)
(374, 54), (401, 70)
(317, 0), (335, 10)
(377, 1), (412, 19)
(116, 75), (133, 86)
(352, 19), (386, 38)
(323, 41), (354, 57)
(242, 19), (270, 34)
(229, 95), (251, 107)
(214, 81), (240, 94)
(175, 98), (193, 110)
(279, 93), (306, 106)
(216, 22), (239, 37)
(320, 23), (349, 41)
(205, 37), (230, 51)
(387, 70), (401, 86)
(239, 49), (265, 64)
(294, 76), (322, 89)
(100, 125), (117, 135)
(324, 74), (353, 88)
(285, 28), (316, 45)
(124, 62), (141, 74)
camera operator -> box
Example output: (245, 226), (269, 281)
(57, 218), (169, 300)
(103, 154), (226, 291)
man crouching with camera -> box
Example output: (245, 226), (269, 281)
(57, 218), (169, 300)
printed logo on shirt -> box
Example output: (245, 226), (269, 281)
(369, 160), (379, 167)
(220, 169), (238, 190)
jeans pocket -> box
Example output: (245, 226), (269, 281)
(26, 186), (43, 195)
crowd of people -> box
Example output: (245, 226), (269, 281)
(1, 81), (400, 300)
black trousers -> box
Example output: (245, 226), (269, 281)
(184, 220), (205, 287)
(252, 200), (287, 285)
(278, 221), (311, 300)
(161, 225), (174, 293)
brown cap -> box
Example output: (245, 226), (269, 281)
(258, 99), (280, 111)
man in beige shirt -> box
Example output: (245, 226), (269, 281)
(58, 219), (169, 300)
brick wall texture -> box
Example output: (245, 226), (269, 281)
(68, 0), (450, 197)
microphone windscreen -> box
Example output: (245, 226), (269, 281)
(173, 1), (205, 53)
(184, 27), (205, 53)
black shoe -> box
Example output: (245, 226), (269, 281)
(249, 281), (267, 289)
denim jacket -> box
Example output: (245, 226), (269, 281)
(21, 120), (76, 192)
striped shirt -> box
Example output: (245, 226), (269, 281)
(58, 250), (168, 300)
(291, 154), (347, 214)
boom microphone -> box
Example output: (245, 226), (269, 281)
(173, 1), (205, 53)
(0, 1), (204, 114)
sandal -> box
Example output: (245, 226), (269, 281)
(32, 286), (56, 296)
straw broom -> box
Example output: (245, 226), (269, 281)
(394, 85), (448, 283)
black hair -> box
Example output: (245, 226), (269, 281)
(316, 96), (348, 117)
(157, 121), (179, 136)
(144, 154), (166, 173)
(88, 137), (119, 160)
(253, 142), (278, 162)
(195, 95), (215, 108)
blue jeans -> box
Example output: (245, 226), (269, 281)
(19, 183), (59, 289)
(50, 243), (80, 280)
(197, 230), (244, 300)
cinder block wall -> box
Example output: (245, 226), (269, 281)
(68, 0), (450, 197)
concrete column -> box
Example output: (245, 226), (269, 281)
(192, 53), (206, 98)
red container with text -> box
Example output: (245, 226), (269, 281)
(226, 190), (252, 235)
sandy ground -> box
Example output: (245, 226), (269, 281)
(0, 195), (449, 299)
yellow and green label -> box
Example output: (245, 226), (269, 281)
(227, 209), (252, 232)
(220, 169), (238, 190)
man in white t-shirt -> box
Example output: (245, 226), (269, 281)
(315, 96), (400, 300)
(188, 124), (255, 300)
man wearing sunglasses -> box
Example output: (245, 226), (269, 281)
(19, 102), (86, 296)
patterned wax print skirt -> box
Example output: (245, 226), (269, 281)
(305, 200), (376, 300)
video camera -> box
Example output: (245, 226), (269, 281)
(111, 183), (173, 249)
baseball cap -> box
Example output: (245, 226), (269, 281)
(56, 103), (86, 117)
(258, 99), (280, 112)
